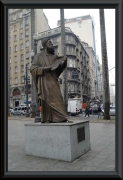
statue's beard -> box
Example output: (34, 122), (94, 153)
(47, 47), (55, 55)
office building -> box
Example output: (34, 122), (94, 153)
(9, 9), (50, 108)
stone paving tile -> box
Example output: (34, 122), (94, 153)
(78, 165), (97, 171)
(95, 163), (115, 171)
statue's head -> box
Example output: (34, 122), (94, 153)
(42, 38), (55, 55)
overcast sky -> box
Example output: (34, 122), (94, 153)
(43, 9), (115, 86)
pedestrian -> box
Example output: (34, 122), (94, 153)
(98, 105), (102, 118)
(84, 106), (90, 117)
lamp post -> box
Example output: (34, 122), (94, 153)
(25, 63), (30, 117)
(94, 80), (97, 98)
(31, 33), (41, 122)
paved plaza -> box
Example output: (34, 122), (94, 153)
(8, 117), (115, 172)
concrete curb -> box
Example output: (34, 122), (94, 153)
(8, 117), (115, 123)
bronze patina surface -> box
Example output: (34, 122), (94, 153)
(30, 38), (68, 123)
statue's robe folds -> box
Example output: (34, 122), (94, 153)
(30, 51), (68, 123)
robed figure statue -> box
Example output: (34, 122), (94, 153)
(30, 38), (68, 123)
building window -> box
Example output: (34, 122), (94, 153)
(15, 78), (18, 84)
(26, 41), (29, 47)
(14, 45), (17, 52)
(54, 47), (57, 53)
(14, 56), (17, 62)
(20, 43), (23, 50)
(25, 29), (29, 36)
(15, 66), (18, 73)
(14, 35), (17, 41)
(20, 11), (22, 18)
(68, 36), (71, 41)
(20, 33), (23, 39)
(53, 37), (57, 43)
(21, 76), (24, 83)
(20, 22), (23, 29)
(26, 9), (30, 13)
(10, 68), (11, 74)
(25, 18), (28, 25)
(26, 52), (29, 58)
(10, 58), (11, 63)
(21, 65), (24, 72)
(14, 25), (17, 31)
(69, 46), (72, 52)
(13, 14), (16, 20)
(10, 79), (11, 85)
(13, 88), (20, 96)
(21, 54), (24, 60)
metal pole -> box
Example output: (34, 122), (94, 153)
(34, 39), (41, 122)
(60, 9), (68, 112)
(26, 64), (30, 117)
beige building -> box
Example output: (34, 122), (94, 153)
(9, 9), (50, 108)
(81, 41), (96, 98)
(37, 27), (91, 102)
(57, 15), (99, 92)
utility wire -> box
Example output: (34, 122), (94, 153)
(92, 67), (115, 80)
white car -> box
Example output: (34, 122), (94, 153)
(11, 106), (30, 115)
(102, 106), (115, 116)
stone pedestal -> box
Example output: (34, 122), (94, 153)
(25, 120), (91, 162)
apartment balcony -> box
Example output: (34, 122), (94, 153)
(66, 51), (76, 57)
(67, 66), (77, 70)
(68, 90), (81, 96)
(38, 27), (74, 40)
(66, 41), (76, 46)
(67, 77), (78, 82)
(53, 42), (58, 47)
(67, 74), (80, 82)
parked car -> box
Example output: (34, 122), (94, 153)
(89, 106), (103, 115)
(102, 106), (115, 116)
(9, 108), (13, 113)
(11, 106), (30, 115)
(68, 99), (81, 115)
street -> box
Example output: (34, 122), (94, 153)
(9, 113), (115, 121)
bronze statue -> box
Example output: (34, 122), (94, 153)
(30, 38), (68, 123)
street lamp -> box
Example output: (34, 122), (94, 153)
(94, 80), (97, 98)
(30, 32), (41, 123)
(25, 63), (30, 117)
(33, 33), (38, 55)
(30, 50), (35, 63)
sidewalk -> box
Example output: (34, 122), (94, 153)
(8, 117), (115, 172)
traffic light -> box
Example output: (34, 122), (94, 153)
(28, 77), (30, 84)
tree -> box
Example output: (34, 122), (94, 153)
(99, 9), (110, 120)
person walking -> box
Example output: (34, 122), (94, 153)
(98, 105), (102, 119)
(84, 106), (90, 117)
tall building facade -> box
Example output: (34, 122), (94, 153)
(81, 41), (96, 98)
(9, 9), (50, 108)
(37, 27), (91, 102)
(57, 15), (98, 90)
(96, 56), (103, 100)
